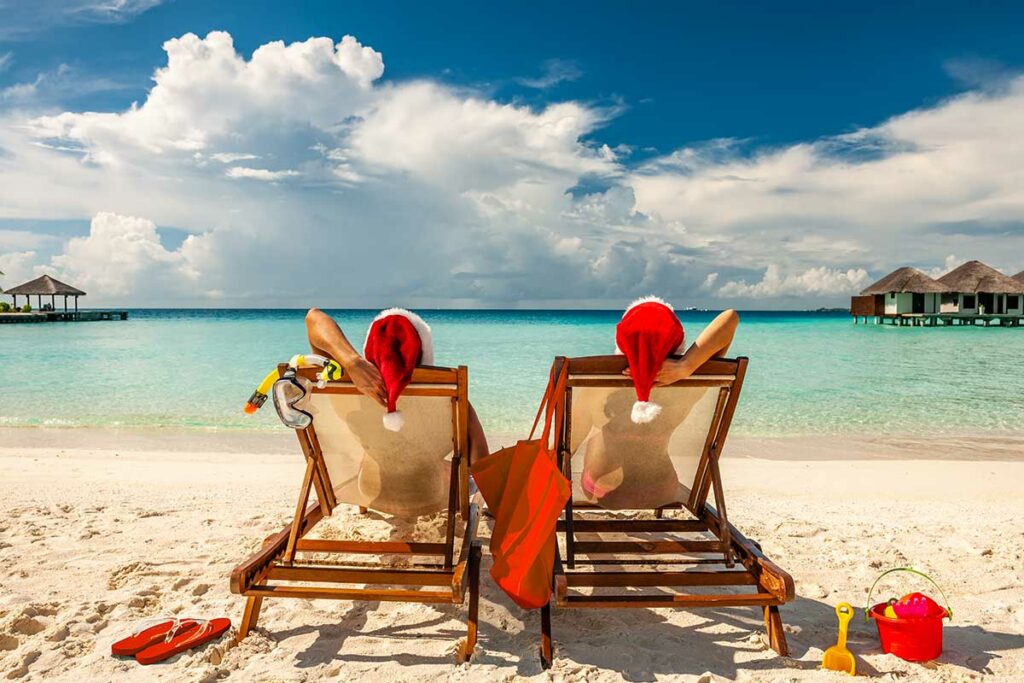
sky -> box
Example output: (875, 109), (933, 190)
(1, 0), (1023, 308)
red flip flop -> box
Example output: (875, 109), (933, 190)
(111, 619), (200, 656)
(134, 618), (232, 665)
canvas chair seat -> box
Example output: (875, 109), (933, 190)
(230, 364), (482, 663)
(306, 390), (456, 516)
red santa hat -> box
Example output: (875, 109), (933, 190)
(363, 308), (434, 431)
(614, 296), (686, 424)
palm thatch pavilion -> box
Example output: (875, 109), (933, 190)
(5, 274), (86, 312)
(0, 275), (126, 324)
(852, 260), (1024, 326)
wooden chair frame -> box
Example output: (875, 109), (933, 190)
(540, 355), (794, 667)
(230, 364), (482, 663)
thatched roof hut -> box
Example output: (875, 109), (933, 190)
(936, 260), (1024, 294)
(860, 267), (945, 295)
(5, 274), (86, 297)
(1013, 270), (1024, 284)
(4, 274), (86, 311)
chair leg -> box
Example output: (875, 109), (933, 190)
(763, 604), (789, 656)
(539, 600), (553, 669)
(457, 542), (481, 663)
(237, 596), (263, 642)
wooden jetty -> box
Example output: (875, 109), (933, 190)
(0, 310), (128, 324)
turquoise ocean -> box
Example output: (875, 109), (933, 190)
(2, 309), (1023, 438)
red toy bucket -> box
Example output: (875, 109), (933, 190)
(866, 568), (952, 662)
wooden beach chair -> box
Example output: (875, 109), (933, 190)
(539, 355), (794, 667)
(230, 364), (482, 662)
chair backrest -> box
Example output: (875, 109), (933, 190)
(293, 365), (470, 517)
(557, 355), (747, 512)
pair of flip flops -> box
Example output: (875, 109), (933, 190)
(111, 617), (231, 664)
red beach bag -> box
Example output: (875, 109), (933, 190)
(471, 362), (571, 609)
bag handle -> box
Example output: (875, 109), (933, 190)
(529, 359), (568, 446)
(864, 567), (952, 621)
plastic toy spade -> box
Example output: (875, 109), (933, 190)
(822, 602), (857, 675)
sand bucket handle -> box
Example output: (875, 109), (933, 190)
(865, 567), (952, 621)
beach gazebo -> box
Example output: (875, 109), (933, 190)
(852, 266), (945, 319)
(936, 260), (1024, 316)
(4, 274), (86, 313)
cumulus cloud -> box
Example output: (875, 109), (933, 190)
(1, 29), (1023, 308)
(717, 265), (870, 298)
(45, 212), (203, 300)
(29, 32), (384, 159)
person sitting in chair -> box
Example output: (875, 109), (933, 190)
(305, 306), (490, 471)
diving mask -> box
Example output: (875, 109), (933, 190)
(272, 369), (313, 430)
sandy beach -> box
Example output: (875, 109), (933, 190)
(1, 428), (1023, 682)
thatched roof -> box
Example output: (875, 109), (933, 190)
(1013, 270), (1024, 284)
(936, 260), (1024, 294)
(860, 267), (945, 295)
(4, 274), (86, 296)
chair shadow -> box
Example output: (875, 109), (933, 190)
(262, 505), (478, 670)
(533, 593), (1024, 681)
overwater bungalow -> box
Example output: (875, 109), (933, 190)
(851, 260), (1024, 326)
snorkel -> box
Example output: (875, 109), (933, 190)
(243, 354), (344, 417)
(244, 369), (279, 414)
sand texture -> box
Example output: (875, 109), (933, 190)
(1, 429), (1023, 682)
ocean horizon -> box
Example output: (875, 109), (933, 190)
(3, 307), (1024, 439)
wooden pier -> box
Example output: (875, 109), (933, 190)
(0, 310), (128, 324)
(853, 314), (1022, 327)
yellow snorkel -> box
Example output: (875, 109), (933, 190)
(244, 368), (280, 414)
(243, 354), (344, 415)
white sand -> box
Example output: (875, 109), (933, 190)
(1, 428), (1023, 682)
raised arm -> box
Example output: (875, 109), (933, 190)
(654, 309), (739, 385)
(305, 308), (387, 406)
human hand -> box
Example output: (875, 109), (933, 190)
(622, 358), (693, 386)
(346, 356), (387, 406)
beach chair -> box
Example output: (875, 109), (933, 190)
(539, 355), (793, 667)
(230, 363), (482, 662)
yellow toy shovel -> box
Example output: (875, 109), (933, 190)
(822, 602), (857, 675)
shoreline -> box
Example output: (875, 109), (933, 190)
(3, 425), (1024, 461)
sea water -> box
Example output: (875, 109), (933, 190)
(2, 309), (1023, 438)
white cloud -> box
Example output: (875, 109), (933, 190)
(29, 32), (384, 158)
(0, 52), (12, 73)
(210, 152), (259, 163)
(717, 265), (870, 298)
(516, 58), (583, 89)
(225, 167), (300, 181)
(46, 212), (203, 300)
(924, 254), (960, 279)
(0, 251), (38, 286)
(0, 0), (164, 39)
(2, 30), (1024, 308)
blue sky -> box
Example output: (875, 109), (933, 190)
(1, 1), (1024, 306)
